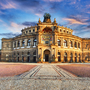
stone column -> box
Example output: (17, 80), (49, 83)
(61, 37), (63, 48)
(13, 42), (14, 48)
(36, 48), (38, 62)
(41, 48), (43, 62)
(55, 48), (58, 62)
(67, 38), (70, 48)
(31, 38), (33, 47)
(73, 52), (75, 62)
(72, 40), (75, 49)
(67, 51), (70, 62)
(77, 53), (79, 62)
(16, 41), (18, 48)
(61, 51), (64, 62)
(55, 34), (58, 45)
(25, 39), (28, 47)
(20, 40), (22, 47)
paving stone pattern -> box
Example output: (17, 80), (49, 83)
(0, 64), (90, 90)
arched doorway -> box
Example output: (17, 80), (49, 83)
(44, 50), (50, 62)
(33, 51), (36, 62)
(64, 52), (67, 62)
(58, 52), (61, 62)
(75, 53), (77, 62)
(70, 53), (73, 62)
(79, 54), (81, 62)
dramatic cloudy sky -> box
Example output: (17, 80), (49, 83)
(0, 0), (90, 49)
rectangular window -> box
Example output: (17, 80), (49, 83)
(45, 41), (49, 44)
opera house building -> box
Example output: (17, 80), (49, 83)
(1, 14), (90, 63)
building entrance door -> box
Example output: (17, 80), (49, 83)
(45, 54), (49, 61)
(44, 49), (50, 62)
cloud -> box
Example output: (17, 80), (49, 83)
(22, 22), (37, 26)
(63, 18), (87, 25)
(0, 33), (21, 38)
(87, 25), (90, 28)
(9, 22), (25, 33)
(0, 19), (3, 22)
(43, 0), (62, 2)
(0, 11), (5, 14)
(13, 0), (44, 16)
(1, 21), (25, 33)
(0, 0), (17, 9)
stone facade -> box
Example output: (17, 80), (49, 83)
(1, 14), (90, 63)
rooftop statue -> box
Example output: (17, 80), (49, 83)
(43, 13), (51, 23)
(44, 13), (51, 18)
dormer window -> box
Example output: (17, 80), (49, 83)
(60, 29), (62, 32)
(29, 30), (31, 33)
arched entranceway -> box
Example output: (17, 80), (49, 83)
(79, 54), (81, 62)
(44, 50), (50, 62)
(64, 52), (67, 62)
(70, 53), (73, 62)
(75, 53), (77, 62)
(58, 52), (61, 62)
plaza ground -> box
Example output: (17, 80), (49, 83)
(0, 62), (90, 77)
(0, 62), (90, 90)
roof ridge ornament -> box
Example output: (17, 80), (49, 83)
(54, 18), (56, 23)
(38, 18), (41, 23)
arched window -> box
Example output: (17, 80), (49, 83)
(58, 52), (60, 55)
(75, 42), (77, 48)
(70, 41), (73, 47)
(14, 52), (15, 55)
(22, 40), (25, 47)
(33, 39), (37, 46)
(18, 41), (20, 47)
(17, 52), (19, 55)
(27, 39), (31, 46)
(57, 39), (61, 46)
(27, 52), (30, 55)
(27, 52), (30, 62)
(64, 40), (67, 47)
(86, 44), (88, 49)
(14, 42), (16, 48)
(78, 43), (80, 49)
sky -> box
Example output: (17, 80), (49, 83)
(0, 0), (90, 49)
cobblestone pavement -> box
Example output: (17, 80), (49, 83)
(0, 64), (90, 90)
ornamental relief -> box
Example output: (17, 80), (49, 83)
(42, 35), (52, 41)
